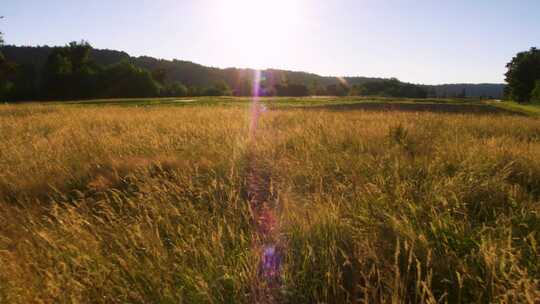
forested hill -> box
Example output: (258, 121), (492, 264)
(0, 45), (384, 88)
(1, 45), (131, 68)
(1, 45), (505, 99)
(424, 83), (505, 99)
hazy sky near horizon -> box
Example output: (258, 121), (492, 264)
(3, 0), (540, 84)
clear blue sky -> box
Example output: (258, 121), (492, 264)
(2, 0), (539, 84)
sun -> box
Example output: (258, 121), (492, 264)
(204, 0), (307, 68)
(216, 0), (302, 22)
(212, 0), (304, 33)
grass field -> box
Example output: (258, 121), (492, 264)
(1, 98), (539, 303)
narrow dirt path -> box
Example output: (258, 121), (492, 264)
(247, 100), (283, 303)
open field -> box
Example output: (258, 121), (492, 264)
(58, 96), (540, 116)
(1, 98), (539, 303)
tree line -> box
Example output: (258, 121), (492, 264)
(505, 47), (540, 103)
(1, 39), (519, 102)
(0, 41), (235, 101)
(0, 41), (430, 101)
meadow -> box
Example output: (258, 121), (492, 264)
(0, 98), (539, 303)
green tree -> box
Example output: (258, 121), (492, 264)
(326, 83), (349, 96)
(0, 58), (16, 100)
(152, 68), (167, 85)
(163, 82), (188, 97)
(0, 27), (6, 98)
(309, 80), (326, 96)
(188, 86), (203, 96)
(214, 80), (232, 96)
(531, 80), (540, 103)
(68, 41), (99, 99)
(274, 83), (309, 96)
(99, 61), (159, 98)
(0, 16), (4, 46)
(67, 41), (92, 72)
(203, 86), (222, 96)
(505, 47), (540, 102)
(0, 16), (13, 100)
(0, 23), (8, 98)
(349, 79), (427, 98)
(41, 41), (99, 99)
(9, 64), (38, 100)
(42, 50), (74, 99)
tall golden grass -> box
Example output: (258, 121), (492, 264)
(0, 103), (539, 303)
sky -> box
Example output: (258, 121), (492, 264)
(2, 0), (540, 84)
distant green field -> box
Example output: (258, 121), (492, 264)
(14, 96), (533, 115)
(488, 100), (540, 117)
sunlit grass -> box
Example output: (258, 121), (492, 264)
(0, 102), (539, 303)
(490, 100), (540, 117)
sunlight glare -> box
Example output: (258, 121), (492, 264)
(206, 0), (307, 68)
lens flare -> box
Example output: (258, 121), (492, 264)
(337, 76), (349, 87)
(247, 69), (283, 301)
(249, 70), (262, 137)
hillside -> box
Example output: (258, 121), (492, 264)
(1, 45), (505, 98)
